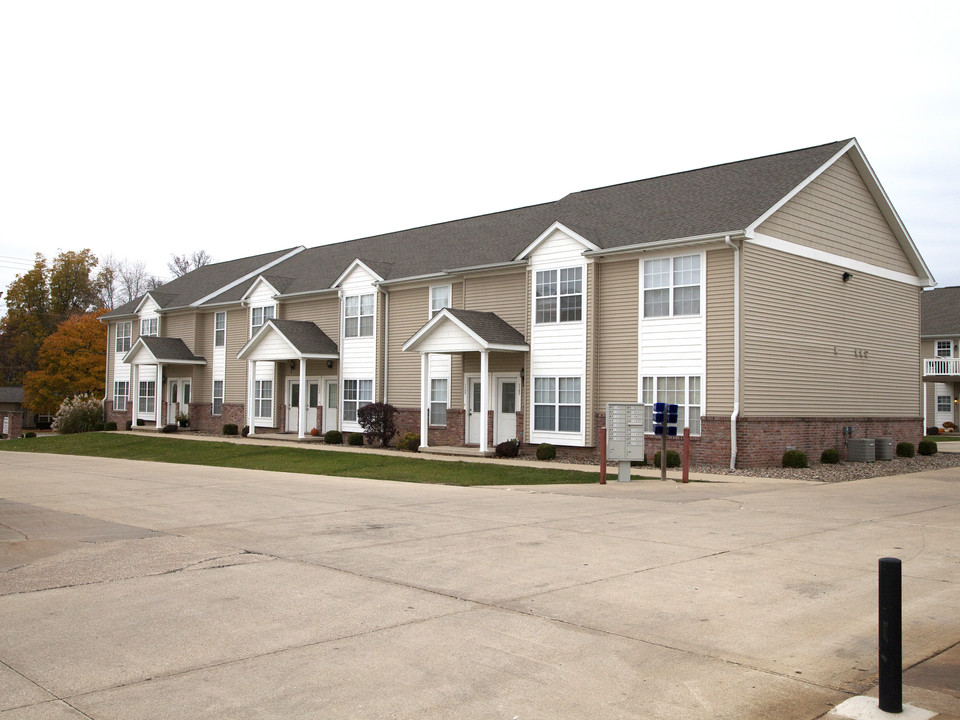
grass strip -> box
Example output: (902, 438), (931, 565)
(0, 433), (602, 486)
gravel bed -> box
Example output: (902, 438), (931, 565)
(688, 451), (960, 482)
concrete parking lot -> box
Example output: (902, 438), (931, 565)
(1, 451), (958, 719)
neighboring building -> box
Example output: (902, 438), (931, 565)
(0, 386), (43, 429)
(920, 286), (960, 432)
(100, 139), (934, 467)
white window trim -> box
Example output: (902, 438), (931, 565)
(642, 253), (702, 319)
(430, 378), (448, 426)
(138, 381), (156, 415)
(430, 284), (452, 318)
(113, 381), (129, 411)
(344, 294), (375, 338)
(214, 312), (226, 348)
(641, 375), (702, 436)
(533, 376), (582, 433)
(140, 317), (158, 337)
(250, 306), (275, 336)
(212, 380), (224, 416)
(254, 379), (273, 421)
(935, 340), (953, 358)
(116, 322), (132, 353)
(534, 266), (583, 324)
(342, 379), (373, 424)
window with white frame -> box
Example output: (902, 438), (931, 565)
(643, 254), (701, 317)
(214, 312), (226, 347)
(138, 381), (156, 414)
(535, 267), (582, 323)
(254, 380), (273, 419)
(430, 285), (451, 318)
(212, 380), (224, 416)
(116, 322), (132, 353)
(533, 376), (581, 432)
(344, 294), (374, 337)
(342, 379), (373, 423)
(430, 378), (448, 425)
(642, 376), (701, 435)
(140, 317), (158, 336)
(250, 306), (274, 335)
(936, 340), (953, 358)
(937, 395), (952, 413)
(114, 381), (129, 411)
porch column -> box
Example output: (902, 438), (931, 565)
(247, 360), (256, 436)
(298, 358), (307, 440)
(479, 349), (489, 454)
(420, 352), (430, 448)
(130, 363), (139, 427)
(155, 363), (163, 430)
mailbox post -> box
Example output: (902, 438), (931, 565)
(652, 402), (679, 481)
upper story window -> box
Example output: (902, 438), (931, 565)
(344, 294), (374, 337)
(214, 312), (226, 348)
(251, 306), (274, 335)
(140, 317), (158, 337)
(535, 267), (582, 323)
(116, 322), (132, 353)
(936, 340), (953, 358)
(430, 285), (451, 318)
(643, 254), (701, 318)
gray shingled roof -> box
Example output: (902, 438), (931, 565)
(445, 309), (526, 347)
(0, 387), (24, 404)
(921, 287), (960, 336)
(267, 319), (339, 356)
(136, 336), (206, 363)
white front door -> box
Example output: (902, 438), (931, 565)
(467, 377), (482, 445)
(495, 377), (519, 445)
(323, 378), (338, 433)
(287, 379), (320, 433)
(167, 380), (191, 424)
(935, 382), (954, 428)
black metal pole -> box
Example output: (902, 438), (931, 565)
(878, 557), (902, 713)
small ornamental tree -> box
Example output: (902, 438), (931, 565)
(357, 402), (399, 447)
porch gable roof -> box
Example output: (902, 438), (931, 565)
(237, 319), (339, 361)
(403, 308), (528, 354)
(123, 337), (206, 366)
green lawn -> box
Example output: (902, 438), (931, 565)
(934, 434), (960, 442)
(0, 433), (603, 486)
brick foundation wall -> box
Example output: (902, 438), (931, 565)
(396, 408), (467, 447)
(105, 401), (131, 430)
(1, 411), (23, 438)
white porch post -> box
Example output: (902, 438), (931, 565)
(247, 360), (256, 436)
(130, 363), (139, 427)
(420, 352), (430, 448)
(298, 358), (307, 440)
(479, 349), (489, 454)
(155, 363), (163, 430)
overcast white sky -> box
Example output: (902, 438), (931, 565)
(1, 1), (958, 304)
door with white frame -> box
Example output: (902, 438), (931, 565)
(466, 377), (483, 445)
(935, 382), (955, 429)
(323, 378), (338, 433)
(287, 378), (320, 433)
(495, 376), (519, 445)
(167, 379), (191, 424)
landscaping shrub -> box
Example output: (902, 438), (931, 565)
(241, 425), (250, 438)
(535, 443), (556, 461)
(495, 438), (519, 458)
(161, 423), (178, 434)
(397, 432), (420, 452)
(125, 420), (133, 431)
(52, 394), (105, 435)
(896, 441), (915, 458)
(324, 430), (343, 445)
(93, 422), (105, 432)
(918, 440), (938, 456)
(357, 402), (399, 447)
(24, 431), (37, 438)
(104, 421), (117, 431)
(653, 450), (681, 468)
(926, 426), (940, 436)
(223, 423), (239, 436)
(348, 432), (364, 446)
(782, 449), (808, 468)
(820, 448), (840, 464)
(137, 419), (146, 426)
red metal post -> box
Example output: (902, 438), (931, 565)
(599, 426), (607, 484)
(682, 427), (690, 483)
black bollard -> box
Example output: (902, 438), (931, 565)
(878, 557), (902, 713)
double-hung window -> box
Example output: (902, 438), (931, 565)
(214, 312), (226, 347)
(116, 322), (132, 353)
(936, 340), (952, 358)
(344, 294), (374, 337)
(138, 381), (156, 414)
(643, 254), (701, 317)
(254, 380), (272, 419)
(140, 317), (158, 337)
(430, 285), (451, 318)
(535, 267), (582, 323)
(114, 381), (129, 411)
(937, 394), (952, 413)
(430, 379), (448, 425)
(642, 376), (702, 435)
(212, 380), (224, 416)
(342, 379), (373, 423)
(251, 306), (274, 335)
(533, 377), (581, 432)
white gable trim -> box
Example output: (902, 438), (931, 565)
(402, 309), (528, 353)
(332, 259), (385, 289)
(191, 246), (305, 307)
(236, 319), (339, 361)
(515, 222), (601, 261)
(240, 276), (282, 304)
(134, 293), (160, 315)
(122, 338), (206, 366)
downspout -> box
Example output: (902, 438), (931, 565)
(381, 289), (389, 404)
(724, 235), (741, 470)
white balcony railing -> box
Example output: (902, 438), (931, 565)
(924, 357), (960, 377)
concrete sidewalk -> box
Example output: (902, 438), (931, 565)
(1, 452), (958, 719)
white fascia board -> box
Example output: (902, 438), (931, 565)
(402, 309), (530, 353)
(332, 259), (385, 289)
(515, 221), (601, 261)
(583, 232), (743, 259)
(134, 293), (158, 315)
(750, 232), (930, 286)
(239, 276), (282, 304)
(120, 339), (206, 366)
(121, 337), (150, 365)
(236, 320), (289, 360)
(190, 246), (306, 308)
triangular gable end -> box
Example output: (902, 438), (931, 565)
(403, 309), (529, 354)
(332, 259), (385, 289)
(134, 293), (161, 315)
(236, 319), (339, 362)
(239, 276), (282, 304)
(514, 221), (601, 262)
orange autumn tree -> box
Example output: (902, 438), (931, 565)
(23, 308), (109, 415)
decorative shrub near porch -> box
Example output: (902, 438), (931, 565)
(52, 394), (104, 435)
(357, 402), (399, 447)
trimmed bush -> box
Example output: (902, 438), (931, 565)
(357, 402), (399, 447)
(918, 439), (938, 456)
(495, 438), (520, 458)
(397, 432), (421, 452)
(137, 418), (146, 426)
(535, 443), (556, 461)
(241, 425), (250, 438)
(653, 450), (681, 468)
(104, 421), (117, 431)
(125, 420), (133, 431)
(782, 449), (808, 468)
(926, 426), (940, 436)
(161, 423), (178, 434)
(324, 430), (343, 445)
(820, 448), (840, 464)
(24, 431), (37, 438)
(223, 423), (239, 436)
(896, 441), (915, 458)
(52, 394), (105, 435)
(93, 422), (105, 432)
(348, 432), (364, 446)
